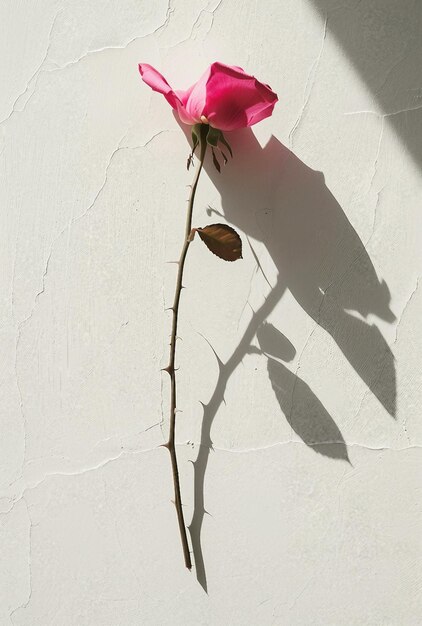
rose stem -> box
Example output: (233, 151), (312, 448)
(164, 124), (208, 570)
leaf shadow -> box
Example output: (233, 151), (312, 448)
(266, 355), (350, 464)
(256, 321), (296, 362)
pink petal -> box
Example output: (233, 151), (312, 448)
(199, 62), (278, 131)
(182, 64), (248, 123)
(138, 63), (198, 125)
(138, 63), (182, 109)
(183, 66), (213, 123)
(174, 84), (199, 124)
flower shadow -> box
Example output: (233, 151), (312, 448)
(176, 120), (396, 591)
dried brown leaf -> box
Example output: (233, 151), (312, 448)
(196, 223), (242, 261)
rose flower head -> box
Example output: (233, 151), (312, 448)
(138, 61), (278, 131)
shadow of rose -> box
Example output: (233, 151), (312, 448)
(200, 126), (396, 416)
(174, 118), (396, 590)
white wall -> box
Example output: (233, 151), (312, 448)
(1, 1), (421, 624)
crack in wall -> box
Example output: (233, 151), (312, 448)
(312, 117), (385, 314)
(392, 278), (420, 347)
(391, 277), (420, 444)
(0, 11), (60, 127)
(344, 104), (422, 117)
(284, 279), (335, 445)
(11, 130), (171, 503)
(44, 0), (173, 75)
(289, 15), (328, 150)
(352, 277), (420, 430)
(16, 129), (170, 331)
(166, 0), (222, 49)
(14, 133), (128, 338)
(2, 437), (420, 521)
(0, 2), (174, 131)
(8, 497), (33, 621)
(235, 237), (272, 332)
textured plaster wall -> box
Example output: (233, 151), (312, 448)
(1, 1), (421, 624)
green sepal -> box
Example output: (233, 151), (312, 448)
(211, 148), (221, 173)
(206, 125), (220, 147)
(191, 123), (201, 150)
(187, 123), (203, 170)
(219, 131), (233, 158)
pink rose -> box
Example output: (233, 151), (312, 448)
(138, 61), (278, 131)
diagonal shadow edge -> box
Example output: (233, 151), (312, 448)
(309, 0), (422, 169)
